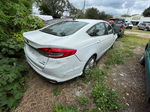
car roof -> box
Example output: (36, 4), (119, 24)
(75, 19), (106, 24)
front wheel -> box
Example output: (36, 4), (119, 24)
(82, 56), (96, 76)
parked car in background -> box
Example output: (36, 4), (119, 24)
(144, 23), (150, 31)
(23, 19), (117, 82)
(140, 41), (150, 102)
(138, 23), (146, 30)
(109, 18), (125, 38)
(125, 23), (133, 29)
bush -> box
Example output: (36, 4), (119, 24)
(0, 39), (23, 57)
(0, 56), (27, 111)
(0, 0), (45, 111)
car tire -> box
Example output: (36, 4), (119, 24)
(140, 54), (145, 66)
(82, 55), (96, 76)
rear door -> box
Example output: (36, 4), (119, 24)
(87, 22), (109, 58)
(104, 23), (115, 47)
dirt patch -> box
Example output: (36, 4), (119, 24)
(15, 69), (95, 112)
(125, 31), (150, 38)
(107, 54), (150, 112)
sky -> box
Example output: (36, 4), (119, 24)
(69, 0), (150, 16)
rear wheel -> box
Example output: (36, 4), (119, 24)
(82, 55), (96, 76)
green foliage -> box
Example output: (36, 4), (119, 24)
(0, 56), (27, 111)
(39, 0), (77, 18)
(84, 68), (107, 83)
(143, 6), (150, 17)
(54, 104), (79, 112)
(92, 83), (121, 112)
(85, 7), (100, 19)
(85, 8), (113, 20)
(99, 11), (113, 20)
(76, 10), (85, 19)
(76, 96), (89, 105)
(0, 0), (44, 111)
(53, 88), (61, 96)
(127, 27), (150, 34)
(121, 14), (131, 17)
(105, 44), (133, 66)
(0, 39), (23, 57)
(119, 34), (149, 47)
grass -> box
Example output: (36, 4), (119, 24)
(82, 67), (121, 111)
(92, 83), (121, 112)
(126, 27), (150, 34)
(84, 68), (107, 83)
(76, 96), (89, 105)
(53, 104), (79, 112)
(105, 34), (148, 66)
(53, 88), (61, 96)
(119, 34), (149, 47)
(105, 44), (133, 66)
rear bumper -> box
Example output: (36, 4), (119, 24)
(24, 47), (85, 82)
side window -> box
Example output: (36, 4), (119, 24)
(105, 23), (113, 34)
(87, 23), (107, 37)
(95, 23), (107, 36)
(87, 26), (96, 36)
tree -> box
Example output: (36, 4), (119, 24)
(39, 0), (76, 18)
(121, 14), (131, 17)
(99, 11), (113, 20)
(85, 7), (100, 19)
(85, 8), (113, 20)
(143, 6), (150, 17)
(75, 9), (85, 18)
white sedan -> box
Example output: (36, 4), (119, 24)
(23, 19), (117, 82)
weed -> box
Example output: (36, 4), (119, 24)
(84, 68), (107, 83)
(54, 104), (79, 112)
(76, 96), (89, 105)
(53, 88), (61, 96)
(92, 83), (121, 112)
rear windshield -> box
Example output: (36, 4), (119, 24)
(40, 21), (88, 37)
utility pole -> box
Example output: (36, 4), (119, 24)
(82, 0), (86, 13)
(127, 8), (130, 15)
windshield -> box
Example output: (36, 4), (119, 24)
(40, 21), (88, 37)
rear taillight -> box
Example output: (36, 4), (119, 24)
(120, 25), (125, 30)
(38, 48), (76, 58)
